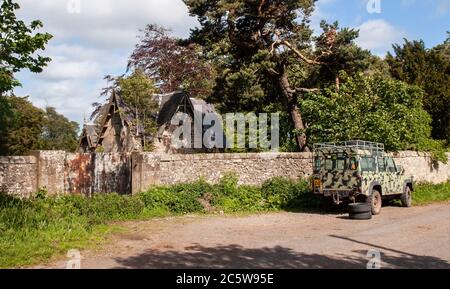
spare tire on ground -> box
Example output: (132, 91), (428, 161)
(348, 203), (372, 220)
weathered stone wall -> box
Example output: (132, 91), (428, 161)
(131, 152), (312, 193)
(391, 151), (450, 184)
(1, 151), (449, 197)
(159, 153), (312, 185)
(65, 153), (131, 196)
(33, 151), (66, 195)
(132, 152), (450, 193)
(0, 156), (37, 197)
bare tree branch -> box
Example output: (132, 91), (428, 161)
(280, 40), (323, 65)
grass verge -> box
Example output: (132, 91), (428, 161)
(413, 181), (450, 205)
(0, 174), (317, 268)
(1, 176), (448, 268)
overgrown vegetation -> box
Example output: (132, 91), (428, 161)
(0, 96), (80, 155)
(301, 73), (448, 162)
(413, 181), (450, 205)
(1, 176), (449, 268)
(0, 175), (317, 268)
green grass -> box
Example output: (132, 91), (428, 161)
(1, 176), (448, 268)
(0, 175), (317, 268)
(413, 181), (450, 205)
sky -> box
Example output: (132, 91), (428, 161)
(13, 0), (450, 126)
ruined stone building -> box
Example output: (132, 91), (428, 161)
(78, 90), (223, 154)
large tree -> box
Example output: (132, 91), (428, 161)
(0, 96), (45, 155)
(184, 0), (370, 151)
(0, 96), (80, 155)
(386, 37), (450, 143)
(128, 24), (214, 99)
(93, 70), (160, 151)
(0, 0), (52, 95)
(118, 69), (159, 150)
(38, 107), (80, 152)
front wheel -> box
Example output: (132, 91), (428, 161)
(367, 190), (382, 215)
(401, 186), (412, 207)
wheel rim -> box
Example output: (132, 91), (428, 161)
(373, 193), (381, 212)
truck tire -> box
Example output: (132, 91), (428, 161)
(348, 203), (371, 214)
(349, 211), (372, 220)
(367, 189), (382, 215)
(401, 186), (412, 208)
(321, 197), (334, 212)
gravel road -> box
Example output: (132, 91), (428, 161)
(42, 203), (450, 269)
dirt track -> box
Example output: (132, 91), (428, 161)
(41, 203), (450, 269)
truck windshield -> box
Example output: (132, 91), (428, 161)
(322, 154), (356, 171)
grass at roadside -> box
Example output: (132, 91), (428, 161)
(413, 181), (450, 205)
(0, 174), (318, 268)
(1, 177), (448, 268)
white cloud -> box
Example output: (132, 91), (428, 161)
(356, 19), (407, 56)
(14, 0), (198, 125)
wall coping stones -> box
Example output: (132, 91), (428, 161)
(156, 152), (313, 162)
(0, 156), (37, 164)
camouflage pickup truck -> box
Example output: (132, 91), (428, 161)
(312, 140), (414, 215)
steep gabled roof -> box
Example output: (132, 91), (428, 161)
(96, 90), (137, 147)
(78, 123), (98, 150)
(154, 91), (187, 126)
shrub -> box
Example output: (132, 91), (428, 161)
(413, 181), (450, 205)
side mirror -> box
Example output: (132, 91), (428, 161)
(397, 165), (405, 174)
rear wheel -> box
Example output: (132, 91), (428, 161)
(367, 190), (382, 215)
(401, 186), (412, 207)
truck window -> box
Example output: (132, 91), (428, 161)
(324, 154), (347, 171)
(386, 157), (397, 173)
(349, 157), (358, 170)
(360, 157), (376, 172)
(378, 157), (386, 172)
(314, 157), (321, 171)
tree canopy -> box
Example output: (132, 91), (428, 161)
(301, 73), (447, 161)
(0, 0), (52, 95)
(128, 24), (214, 99)
(183, 0), (371, 151)
(0, 96), (79, 155)
(386, 38), (450, 143)
(38, 107), (80, 152)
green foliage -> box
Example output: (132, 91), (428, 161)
(300, 73), (447, 162)
(139, 180), (210, 214)
(2, 176), (450, 268)
(184, 0), (372, 151)
(38, 107), (80, 152)
(0, 175), (320, 267)
(0, 96), (80, 155)
(386, 39), (450, 143)
(0, 0), (52, 94)
(100, 69), (158, 151)
(0, 192), (145, 268)
(413, 181), (450, 205)
(0, 96), (45, 155)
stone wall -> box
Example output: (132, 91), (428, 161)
(0, 151), (449, 197)
(131, 152), (312, 193)
(391, 151), (450, 184)
(0, 156), (37, 197)
(132, 152), (450, 193)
